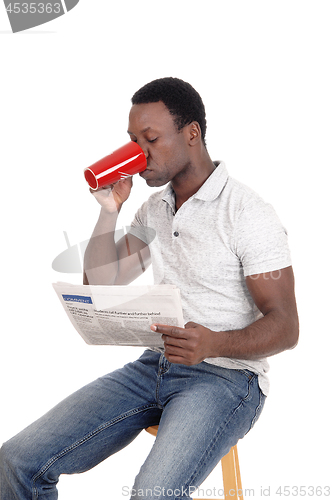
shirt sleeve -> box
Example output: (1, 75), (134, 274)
(234, 198), (292, 277)
(127, 200), (156, 245)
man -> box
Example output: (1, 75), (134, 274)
(0, 78), (299, 499)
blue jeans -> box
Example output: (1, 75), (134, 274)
(0, 350), (265, 500)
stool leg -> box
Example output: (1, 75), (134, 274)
(222, 446), (243, 500)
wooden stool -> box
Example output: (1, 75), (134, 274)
(145, 426), (243, 500)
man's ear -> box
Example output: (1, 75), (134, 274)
(187, 121), (202, 146)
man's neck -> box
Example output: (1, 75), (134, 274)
(172, 150), (216, 211)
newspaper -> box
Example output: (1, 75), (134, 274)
(52, 282), (184, 347)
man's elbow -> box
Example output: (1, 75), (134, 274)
(285, 314), (300, 350)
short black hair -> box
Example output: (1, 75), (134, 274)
(131, 77), (207, 146)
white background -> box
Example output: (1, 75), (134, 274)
(1, 1), (331, 498)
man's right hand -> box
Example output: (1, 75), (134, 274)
(90, 177), (133, 214)
(84, 174), (150, 286)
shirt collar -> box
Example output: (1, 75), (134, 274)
(162, 161), (229, 206)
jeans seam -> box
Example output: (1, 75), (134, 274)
(156, 375), (162, 409)
(242, 372), (254, 402)
(248, 389), (265, 433)
(183, 375), (255, 490)
(31, 403), (158, 499)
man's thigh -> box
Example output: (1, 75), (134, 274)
(132, 363), (265, 499)
(2, 351), (162, 481)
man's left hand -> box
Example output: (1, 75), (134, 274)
(150, 322), (217, 365)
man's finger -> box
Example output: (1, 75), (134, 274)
(150, 324), (187, 337)
(162, 334), (187, 348)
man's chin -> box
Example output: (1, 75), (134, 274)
(145, 178), (168, 188)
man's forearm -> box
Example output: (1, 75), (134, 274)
(153, 267), (299, 366)
(212, 309), (299, 361)
(83, 208), (119, 285)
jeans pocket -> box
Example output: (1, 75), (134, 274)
(235, 369), (254, 381)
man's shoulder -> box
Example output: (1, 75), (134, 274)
(223, 175), (267, 211)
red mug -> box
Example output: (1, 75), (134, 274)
(84, 141), (147, 190)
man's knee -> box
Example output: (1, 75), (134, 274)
(0, 434), (38, 483)
(0, 436), (29, 481)
(132, 468), (195, 500)
(0, 440), (16, 473)
(0, 439), (21, 496)
(0, 437), (54, 499)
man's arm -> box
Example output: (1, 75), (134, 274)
(151, 266), (299, 365)
(83, 178), (151, 286)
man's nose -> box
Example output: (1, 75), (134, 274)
(138, 142), (149, 160)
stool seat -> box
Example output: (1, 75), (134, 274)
(145, 426), (243, 500)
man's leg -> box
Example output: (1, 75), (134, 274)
(131, 358), (266, 499)
(0, 350), (162, 500)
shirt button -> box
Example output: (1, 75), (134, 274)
(173, 231), (179, 237)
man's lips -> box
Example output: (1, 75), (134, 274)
(139, 168), (152, 178)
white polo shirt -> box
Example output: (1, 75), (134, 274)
(129, 162), (292, 395)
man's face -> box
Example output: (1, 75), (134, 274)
(127, 101), (192, 187)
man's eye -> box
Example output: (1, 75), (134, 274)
(147, 138), (158, 143)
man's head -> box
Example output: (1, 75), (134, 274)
(131, 77), (207, 147)
(127, 78), (211, 189)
